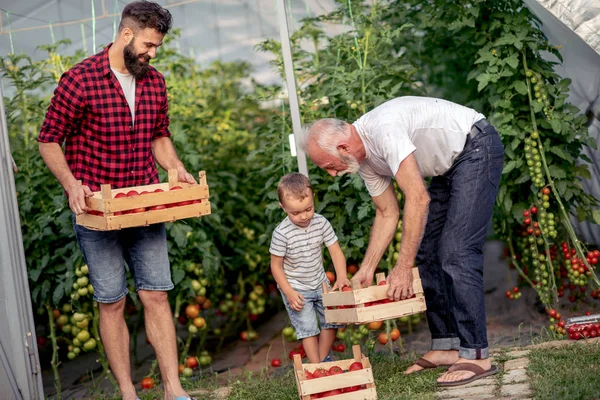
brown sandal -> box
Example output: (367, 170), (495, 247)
(407, 357), (452, 374)
(437, 363), (499, 387)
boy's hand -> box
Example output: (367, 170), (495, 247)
(331, 277), (351, 292)
(285, 290), (305, 311)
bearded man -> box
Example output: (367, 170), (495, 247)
(38, 2), (197, 399)
(302, 96), (504, 387)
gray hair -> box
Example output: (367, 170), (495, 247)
(300, 118), (350, 156)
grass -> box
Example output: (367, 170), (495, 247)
(83, 352), (440, 400)
(204, 352), (440, 400)
(78, 339), (600, 400)
(528, 340), (600, 400)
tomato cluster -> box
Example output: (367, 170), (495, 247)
(304, 361), (365, 399)
(566, 322), (600, 341)
(505, 286), (521, 300)
(546, 308), (566, 336)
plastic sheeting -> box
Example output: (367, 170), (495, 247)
(525, 0), (600, 246)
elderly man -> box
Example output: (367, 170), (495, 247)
(302, 96), (504, 387)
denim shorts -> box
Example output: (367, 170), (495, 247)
(73, 216), (173, 303)
(280, 285), (344, 339)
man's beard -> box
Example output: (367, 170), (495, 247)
(337, 153), (361, 176)
(123, 40), (150, 79)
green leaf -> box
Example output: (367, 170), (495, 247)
(345, 198), (357, 215)
(550, 119), (562, 133)
(170, 223), (192, 248)
(476, 73), (490, 92)
(357, 203), (372, 220)
(513, 81), (527, 95)
(505, 54), (519, 69)
(548, 165), (567, 179)
(555, 180), (567, 196)
(514, 173), (530, 184)
(172, 268), (185, 285)
(53, 282), (65, 306)
(351, 237), (365, 248)
(593, 209), (600, 225)
(503, 196), (513, 214)
(502, 160), (517, 174)
(549, 146), (570, 161)
(532, 100), (544, 113)
(30, 267), (42, 282)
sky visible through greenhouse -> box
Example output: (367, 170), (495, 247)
(0, 0), (340, 83)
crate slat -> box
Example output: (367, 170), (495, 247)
(75, 170), (211, 231)
(322, 279), (424, 307)
(324, 387), (377, 400)
(77, 202), (211, 231)
(322, 269), (426, 324)
(324, 294), (426, 324)
(298, 368), (374, 395)
(293, 345), (377, 399)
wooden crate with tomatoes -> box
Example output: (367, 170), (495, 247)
(75, 169), (211, 231)
(322, 268), (426, 324)
(293, 344), (377, 400)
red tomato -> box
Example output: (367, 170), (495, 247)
(185, 304), (200, 319)
(153, 188), (164, 193)
(304, 370), (314, 380)
(321, 389), (343, 397)
(344, 385), (360, 392)
(312, 368), (329, 378)
(271, 358), (282, 367)
(140, 191), (150, 195)
(328, 366), (343, 375)
(126, 190), (139, 197)
(148, 205), (167, 211)
(326, 271), (335, 284)
(378, 280), (387, 286)
(348, 362), (363, 371)
(342, 286), (352, 292)
(170, 186), (183, 190)
(115, 192), (127, 198)
(141, 377), (155, 389)
(186, 356), (198, 369)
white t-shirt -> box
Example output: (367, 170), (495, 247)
(352, 96), (485, 197)
(111, 68), (136, 123)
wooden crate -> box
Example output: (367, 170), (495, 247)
(293, 344), (377, 400)
(75, 170), (211, 231)
(322, 268), (426, 324)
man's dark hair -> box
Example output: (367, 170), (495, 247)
(119, 1), (173, 34)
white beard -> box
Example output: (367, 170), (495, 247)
(337, 154), (360, 176)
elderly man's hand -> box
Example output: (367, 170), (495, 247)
(387, 267), (414, 301)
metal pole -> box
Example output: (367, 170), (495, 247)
(275, 0), (309, 177)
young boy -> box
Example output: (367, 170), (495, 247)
(270, 173), (350, 363)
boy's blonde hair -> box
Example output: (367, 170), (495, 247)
(277, 173), (313, 205)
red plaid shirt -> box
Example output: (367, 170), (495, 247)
(38, 44), (171, 192)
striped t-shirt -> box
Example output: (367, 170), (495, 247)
(269, 213), (338, 291)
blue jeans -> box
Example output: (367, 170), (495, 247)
(416, 122), (504, 360)
(73, 216), (173, 303)
(280, 286), (344, 339)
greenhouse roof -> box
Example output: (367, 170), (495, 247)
(0, 0), (338, 83)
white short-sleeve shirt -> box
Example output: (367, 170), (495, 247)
(352, 96), (485, 197)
